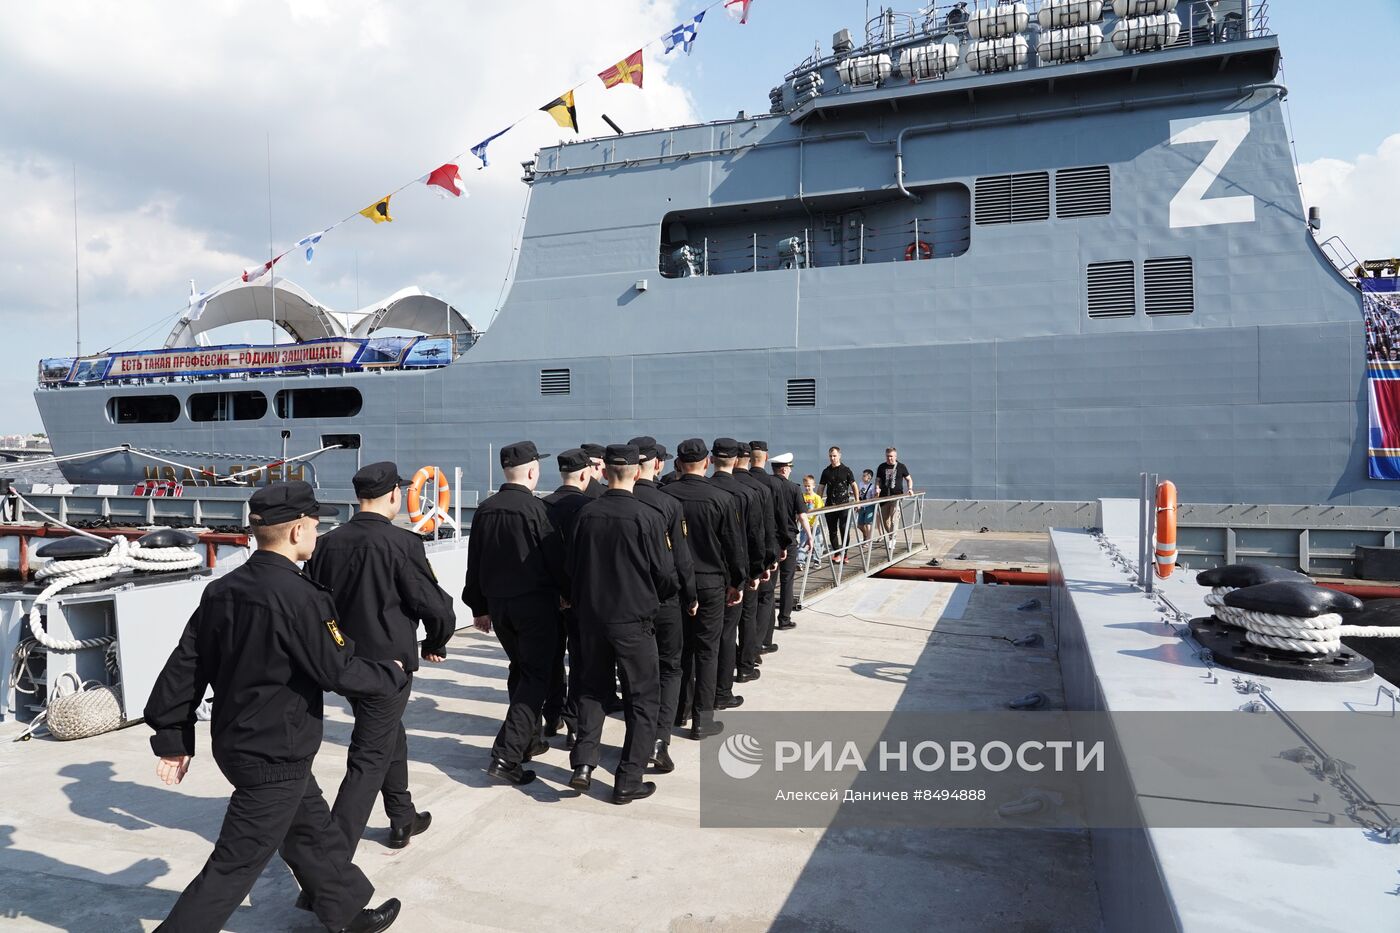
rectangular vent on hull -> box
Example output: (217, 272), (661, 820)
(974, 172), (1050, 225)
(1144, 257), (1195, 315)
(1055, 166), (1111, 218)
(786, 378), (817, 408)
(540, 368), (571, 396)
(1086, 261), (1136, 318)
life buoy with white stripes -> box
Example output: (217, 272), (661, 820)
(1154, 480), (1177, 579)
(905, 240), (933, 261)
(407, 466), (450, 533)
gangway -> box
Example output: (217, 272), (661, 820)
(795, 491), (927, 605)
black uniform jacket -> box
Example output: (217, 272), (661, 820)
(735, 468), (779, 568)
(145, 550), (406, 787)
(663, 473), (746, 589)
(567, 489), (679, 624)
(583, 478), (607, 499)
(773, 474), (805, 543)
(542, 484), (591, 594)
(753, 466), (795, 552)
(711, 470), (766, 580)
(634, 477), (698, 608)
(462, 483), (564, 617)
(305, 512), (456, 670)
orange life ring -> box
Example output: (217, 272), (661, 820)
(1154, 480), (1177, 579)
(904, 240), (933, 261)
(407, 466), (451, 533)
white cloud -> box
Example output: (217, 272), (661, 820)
(1299, 134), (1400, 262)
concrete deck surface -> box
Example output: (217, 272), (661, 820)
(0, 578), (1100, 932)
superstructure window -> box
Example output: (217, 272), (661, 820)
(1055, 166), (1112, 218)
(274, 387), (362, 419)
(188, 391), (267, 422)
(1086, 261), (1137, 318)
(787, 378), (817, 408)
(108, 395), (180, 424)
(975, 172), (1050, 225)
(540, 369), (571, 396)
(1144, 257), (1195, 315)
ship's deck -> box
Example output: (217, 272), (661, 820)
(0, 576), (1101, 932)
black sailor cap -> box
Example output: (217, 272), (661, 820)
(248, 480), (338, 526)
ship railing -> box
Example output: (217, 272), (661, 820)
(795, 491), (927, 605)
(659, 215), (970, 277)
(789, 0), (1272, 85)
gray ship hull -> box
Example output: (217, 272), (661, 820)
(34, 32), (1385, 507)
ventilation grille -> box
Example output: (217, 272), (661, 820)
(540, 368), (571, 396)
(786, 378), (817, 408)
(1144, 257), (1195, 315)
(1086, 261), (1137, 318)
(975, 172), (1050, 225)
(1055, 165), (1112, 218)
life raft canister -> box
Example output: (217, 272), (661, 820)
(905, 240), (933, 261)
(1154, 480), (1178, 579)
(407, 466), (451, 533)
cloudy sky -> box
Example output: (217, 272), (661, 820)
(2, 0), (1398, 433)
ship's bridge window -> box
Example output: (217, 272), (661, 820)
(107, 394), (180, 425)
(188, 391), (267, 422)
(274, 387), (363, 419)
(659, 184), (970, 278)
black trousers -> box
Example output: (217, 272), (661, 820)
(543, 609), (579, 731)
(489, 592), (560, 765)
(757, 575), (777, 648)
(677, 579), (725, 727)
(737, 583), (761, 675)
(716, 594), (743, 702)
(653, 596), (684, 745)
(572, 615), (660, 788)
(159, 772), (371, 933)
(332, 674), (414, 857)
(775, 546), (797, 630)
(825, 508), (851, 553)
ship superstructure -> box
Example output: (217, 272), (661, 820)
(34, 1), (1381, 506)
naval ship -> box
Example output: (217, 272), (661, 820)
(33, 0), (1380, 508)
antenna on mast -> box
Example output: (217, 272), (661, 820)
(72, 163), (81, 358)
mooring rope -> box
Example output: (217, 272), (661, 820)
(1206, 586), (1400, 654)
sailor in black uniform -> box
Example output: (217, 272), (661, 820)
(145, 481), (404, 933)
(462, 441), (564, 786)
(629, 437), (698, 772)
(662, 439), (745, 738)
(707, 438), (765, 709)
(566, 445), (678, 803)
(580, 443), (607, 498)
(750, 441), (794, 649)
(541, 448), (593, 746)
(770, 452), (805, 630)
(304, 461), (455, 857)
(733, 442), (779, 681)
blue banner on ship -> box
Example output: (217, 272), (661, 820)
(1363, 278), (1400, 478)
(46, 336), (454, 385)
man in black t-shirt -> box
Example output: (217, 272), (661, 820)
(874, 446), (914, 536)
(817, 447), (859, 564)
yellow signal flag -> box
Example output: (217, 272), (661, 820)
(359, 195), (393, 224)
(541, 90), (579, 133)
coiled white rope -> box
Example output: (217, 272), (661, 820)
(27, 536), (202, 651)
(1206, 585), (1400, 655)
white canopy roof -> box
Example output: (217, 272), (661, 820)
(164, 280), (473, 347)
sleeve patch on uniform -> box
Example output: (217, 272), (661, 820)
(665, 532), (673, 551)
(325, 619), (345, 647)
(681, 519), (689, 537)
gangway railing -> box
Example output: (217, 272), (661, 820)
(796, 491), (927, 604)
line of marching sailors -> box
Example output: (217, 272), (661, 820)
(139, 440), (804, 932)
(464, 436), (804, 804)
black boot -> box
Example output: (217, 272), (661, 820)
(612, 780), (657, 805)
(649, 739), (675, 773)
(569, 764), (594, 790)
(339, 898), (401, 932)
(387, 811), (431, 849)
(487, 758), (536, 786)
(689, 718), (724, 740)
